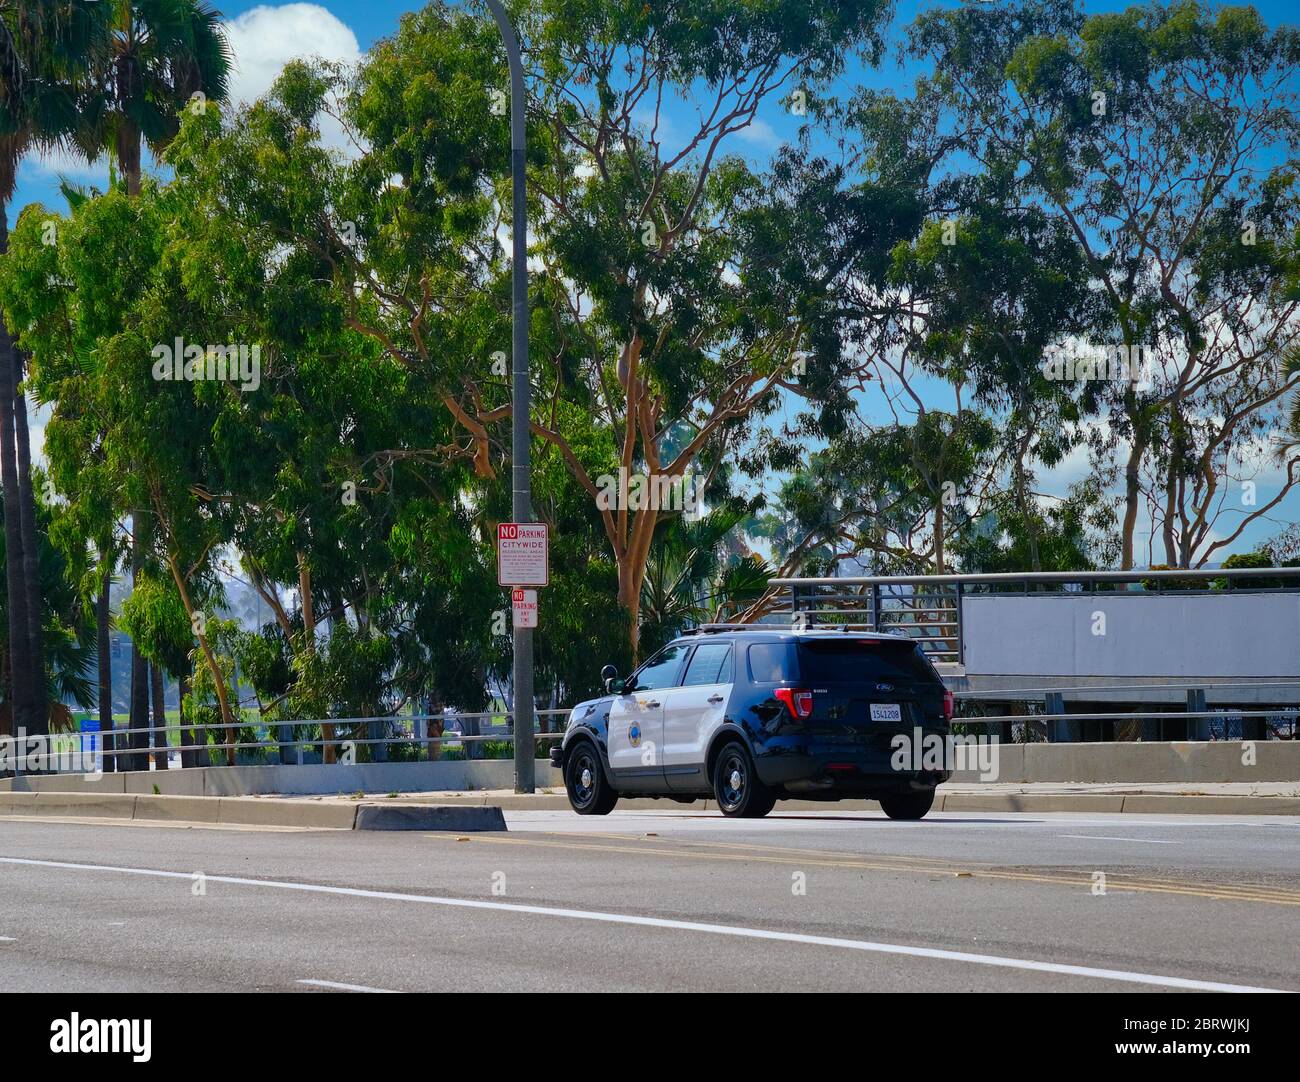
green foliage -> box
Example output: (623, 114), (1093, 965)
(117, 573), (191, 675)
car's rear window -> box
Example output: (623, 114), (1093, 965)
(796, 639), (936, 684)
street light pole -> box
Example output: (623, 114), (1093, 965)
(485, 0), (534, 793)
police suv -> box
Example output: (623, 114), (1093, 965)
(549, 626), (954, 819)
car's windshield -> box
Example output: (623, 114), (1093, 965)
(627, 644), (689, 691)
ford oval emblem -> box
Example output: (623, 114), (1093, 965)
(876, 682), (894, 692)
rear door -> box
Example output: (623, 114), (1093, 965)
(607, 643), (689, 785)
(662, 641), (734, 791)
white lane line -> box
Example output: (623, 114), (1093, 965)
(0, 855), (1288, 994)
(297, 979), (399, 993)
(1058, 834), (1178, 844)
(0, 936), (15, 942)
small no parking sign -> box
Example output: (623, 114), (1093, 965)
(511, 588), (538, 628)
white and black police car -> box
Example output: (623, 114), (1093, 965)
(549, 627), (954, 818)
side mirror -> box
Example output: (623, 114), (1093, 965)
(606, 678), (625, 695)
(601, 664), (622, 695)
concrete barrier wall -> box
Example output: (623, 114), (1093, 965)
(961, 592), (1300, 678)
(3, 742), (1296, 792)
(0, 760), (564, 797)
(947, 739), (1300, 784)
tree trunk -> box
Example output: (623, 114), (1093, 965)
(163, 552), (234, 759)
(1120, 415), (1146, 570)
(1012, 437), (1042, 572)
(0, 204), (35, 739)
(180, 670), (209, 768)
(933, 498), (945, 574)
(13, 352), (46, 732)
(97, 568), (114, 772)
(150, 662), (168, 770)
(618, 562), (642, 663)
(128, 516), (149, 771)
(1162, 410), (1183, 566)
(426, 693), (444, 762)
(115, 77), (143, 197)
(299, 554), (337, 764)
(178, 670), (194, 769)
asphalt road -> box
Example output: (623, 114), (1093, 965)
(1, 808), (1297, 992)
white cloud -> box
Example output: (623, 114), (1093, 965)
(735, 116), (779, 148)
(221, 4), (362, 108)
(19, 3), (364, 189)
(24, 139), (113, 184)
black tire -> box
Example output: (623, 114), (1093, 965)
(564, 740), (618, 815)
(879, 789), (935, 820)
(711, 740), (775, 818)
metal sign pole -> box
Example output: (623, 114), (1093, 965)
(486, 0), (534, 793)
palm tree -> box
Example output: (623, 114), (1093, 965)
(0, 476), (98, 737)
(90, 1), (231, 195)
(639, 509), (772, 656)
(0, 1), (109, 740)
(82, 1), (230, 768)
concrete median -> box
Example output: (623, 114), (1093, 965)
(0, 790), (510, 830)
(353, 804), (507, 831)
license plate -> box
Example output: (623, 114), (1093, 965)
(870, 703), (902, 722)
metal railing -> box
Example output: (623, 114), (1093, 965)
(770, 567), (1300, 666)
(39, 710), (571, 771)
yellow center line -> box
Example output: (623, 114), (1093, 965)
(424, 833), (1300, 907)
(534, 829), (992, 867)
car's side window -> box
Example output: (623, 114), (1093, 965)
(628, 644), (689, 692)
(747, 642), (796, 683)
(681, 643), (733, 686)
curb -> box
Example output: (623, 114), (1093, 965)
(939, 793), (1127, 814)
(2, 788), (1296, 823)
(1, 791), (373, 830)
(1114, 794), (1300, 816)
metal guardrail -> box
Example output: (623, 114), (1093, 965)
(954, 681), (1300, 698)
(769, 567), (1300, 666)
(57, 709), (571, 769)
(955, 709), (1298, 743)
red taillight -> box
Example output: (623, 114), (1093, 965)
(943, 689), (955, 721)
(775, 687), (814, 719)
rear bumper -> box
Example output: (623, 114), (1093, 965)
(754, 735), (951, 795)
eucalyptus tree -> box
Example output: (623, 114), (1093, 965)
(903, 0), (1300, 567)
(215, 0), (896, 657)
(0, 181), (243, 755)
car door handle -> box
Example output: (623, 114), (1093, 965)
(640, 700), (660, 709)
(707, 695), (724, 704)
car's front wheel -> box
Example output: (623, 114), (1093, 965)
(564, 741), (619, 815)
(712, 741), (775, 818)
(879, 789), (935, 820)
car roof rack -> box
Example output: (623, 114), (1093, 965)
(683, 623), (756, 635)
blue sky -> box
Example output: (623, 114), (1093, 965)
(10, 1), (1300, 564)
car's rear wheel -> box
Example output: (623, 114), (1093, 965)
(565, 741), (618, 815)
(879, 788), (935, 820)
(712, 741), (775, 818)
